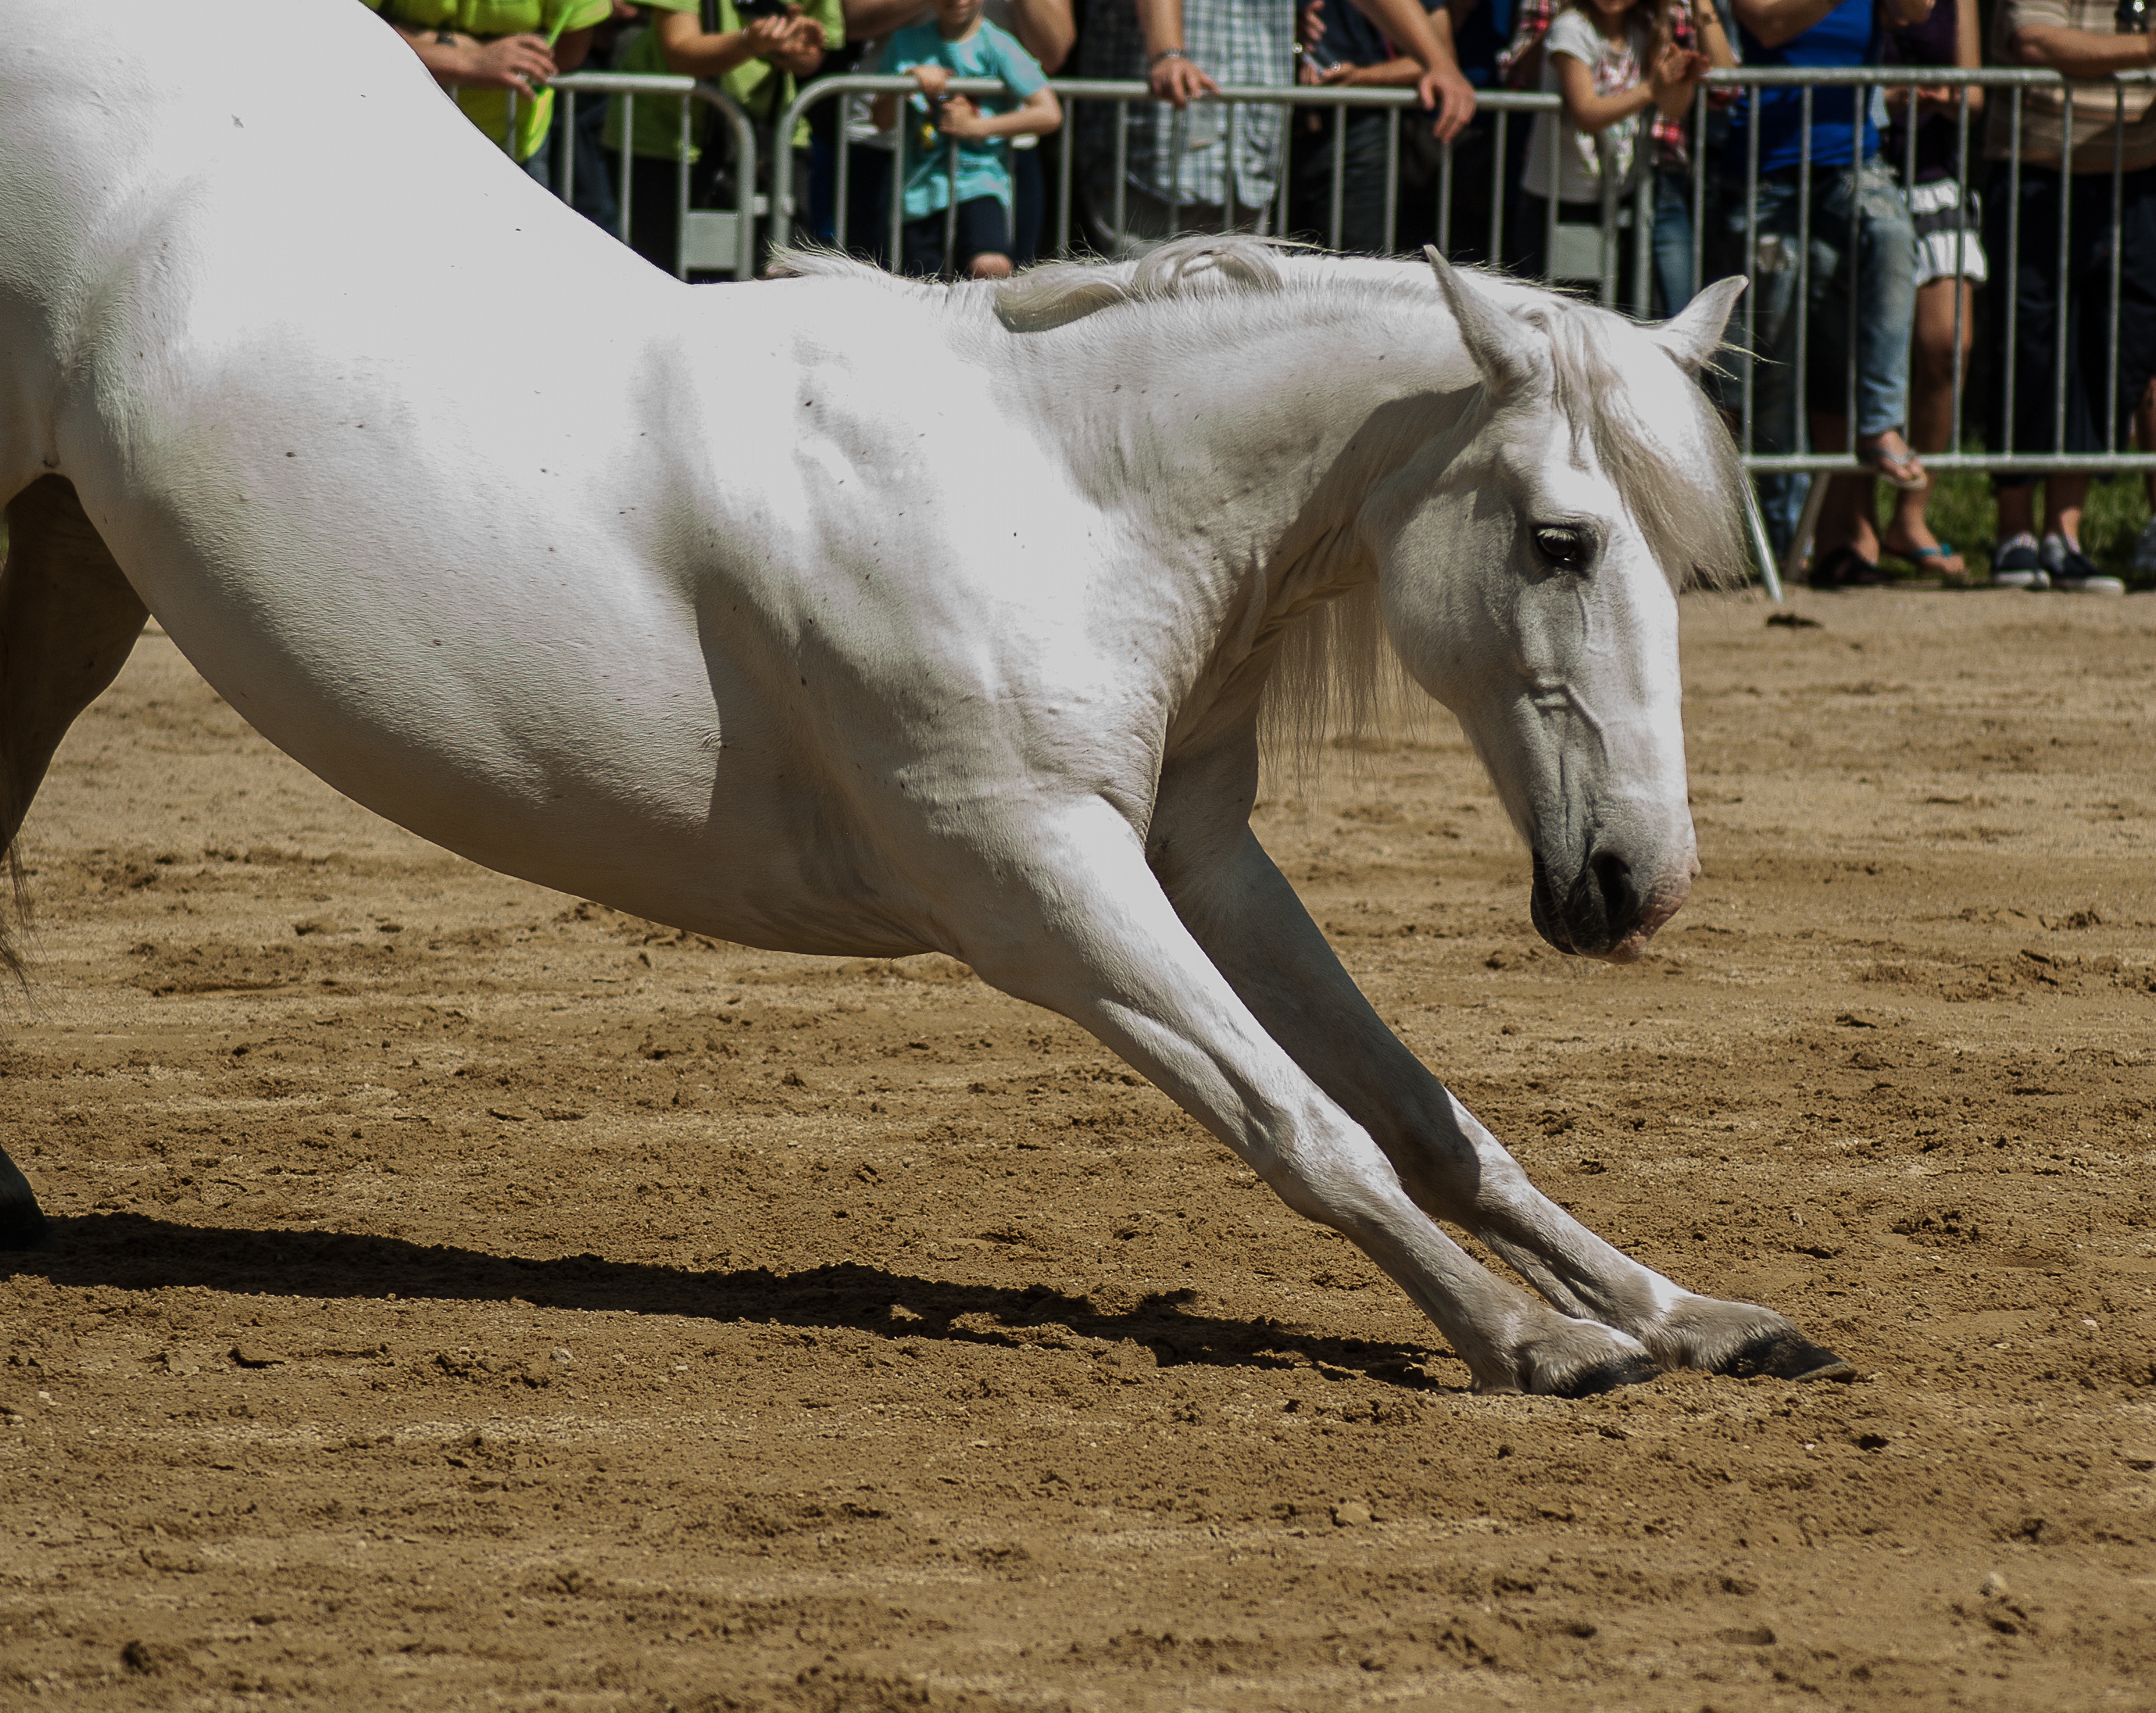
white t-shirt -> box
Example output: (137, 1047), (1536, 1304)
(1521, 7), (1648, 206)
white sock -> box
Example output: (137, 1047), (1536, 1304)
(2000, 532), (2038, 551)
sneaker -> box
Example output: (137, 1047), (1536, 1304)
(1991, 535), (2048, 590)
(2130, 517), (2156, 581)
(2051, 542), (2126, 594)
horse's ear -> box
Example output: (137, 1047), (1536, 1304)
(1651, 275), (1747, 374)
(1423, 246), (1539, 400)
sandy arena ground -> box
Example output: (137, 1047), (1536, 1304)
(1, 588), (2153, 1712)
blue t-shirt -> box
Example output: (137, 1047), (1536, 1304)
(887, 18), (1047, 219)
(1728, 0), (1879, 174)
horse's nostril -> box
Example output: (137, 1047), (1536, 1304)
(1589, 849), (1638, 933)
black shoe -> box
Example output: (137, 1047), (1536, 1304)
(1808, 544), (1891, 588)
(1991, 539), (2047, 590)
(2048, 544), (2125, 595)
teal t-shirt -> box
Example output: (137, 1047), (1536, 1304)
(885, 18), (1045, 220)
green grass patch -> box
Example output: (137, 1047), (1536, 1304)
(1877, 463), (2154, 585)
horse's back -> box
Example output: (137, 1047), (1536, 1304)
(0, 4), (1148, 951)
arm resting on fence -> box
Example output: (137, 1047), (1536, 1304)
(2006, 23), (2156, 79)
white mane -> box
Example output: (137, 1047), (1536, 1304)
(771, 239), (1747, 774)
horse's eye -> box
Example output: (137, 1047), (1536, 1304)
(1530, 524), (1595, 574)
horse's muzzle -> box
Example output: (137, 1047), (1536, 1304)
(1530, 845), (1691, 962)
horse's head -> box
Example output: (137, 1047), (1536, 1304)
(1373, 253), (1747, 963)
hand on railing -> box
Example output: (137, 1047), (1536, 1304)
(935, 94), (996, 138)
(1650, 44), (1710, 119)
(1148, 49), (1220, 107)
(1420, 62), (1476, 140)
(1880, 82), (1984, 117)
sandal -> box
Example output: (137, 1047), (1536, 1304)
(1808, 544), (1894, 588)
(1881, 537), (1966, 579)
(1858, 432), (1928, 492)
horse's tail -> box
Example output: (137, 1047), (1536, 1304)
(0, 802), (28, 989)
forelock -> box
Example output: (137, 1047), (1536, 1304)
(1513, 299), (1749, 593)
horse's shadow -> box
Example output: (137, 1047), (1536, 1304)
(3, 1214), (1456, 1392)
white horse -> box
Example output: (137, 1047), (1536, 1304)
(0, 0), (1849, 1396)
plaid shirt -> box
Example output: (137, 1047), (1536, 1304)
(1498, 0), (1705, 168)
(1076, 0), (1294, 210)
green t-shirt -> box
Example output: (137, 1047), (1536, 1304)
(367, 0), (613, 160)
(602, 0), (846, 162)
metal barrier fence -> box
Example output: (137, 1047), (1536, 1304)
(548, 72), (758, 279)
(531, 66), (2156, 594)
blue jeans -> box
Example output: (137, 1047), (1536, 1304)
(1653, 167), (1724, 315)
(1716, 160), (1917, 551)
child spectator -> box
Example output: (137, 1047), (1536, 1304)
(1501, 0), (1732, 308)
(1515, 0), (1710, 300)
(871, 0), (1062, 279)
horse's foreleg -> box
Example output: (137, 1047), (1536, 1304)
(0, 476), (151, 1248)
(946, 802), (1657, 1396)
(1164, 826), (1850, 1384)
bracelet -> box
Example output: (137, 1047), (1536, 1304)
(1148, 47), (1192, 68)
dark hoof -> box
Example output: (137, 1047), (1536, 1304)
(0, 1148), (51, 1251)
(1720, 1329), (1855, 1383)
(1552, 1351), (1658, 1398)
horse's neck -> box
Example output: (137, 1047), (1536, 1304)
(1015, 287), (1473, 649)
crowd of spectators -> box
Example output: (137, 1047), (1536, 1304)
(376, 0), (2156, 587)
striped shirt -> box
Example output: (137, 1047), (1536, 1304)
(1076, 0), (1294, 210)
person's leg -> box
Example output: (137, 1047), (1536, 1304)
(1848, 161), (1923, 487)
(901, 210), (946, 279)
(1011, 144), (1045, 267)
(1736, 176), (1808, 555)
(1430, 113), (1496, 265)
(953, 195), (1014, 280)
(1512, 193), (1552, 283)
(2039, 169), (2146, 588)
(568, 97), (621, 233)
(2137, 374), (2156, 580)
(2144, 377), (2156, 509)
(1985, 165), (2059, 583)
(1287, 108), (1331, 246)
(2041, 472), (2092, 545)
(807, 134), (837, 246)
(2104, 170), (2156, 504)
(1882, 274), (1974, 574)
(619, 153), (680, 275)
(1339, 109), (1393, 256)
(1651, 167), (1696, 317)
(1791, 174), (1875, 573)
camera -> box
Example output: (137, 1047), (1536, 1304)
(736, 0), (792, 19)
(2120, 0), (2151, 33)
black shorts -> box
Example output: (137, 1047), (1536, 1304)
(901, 194), (1012, 278)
